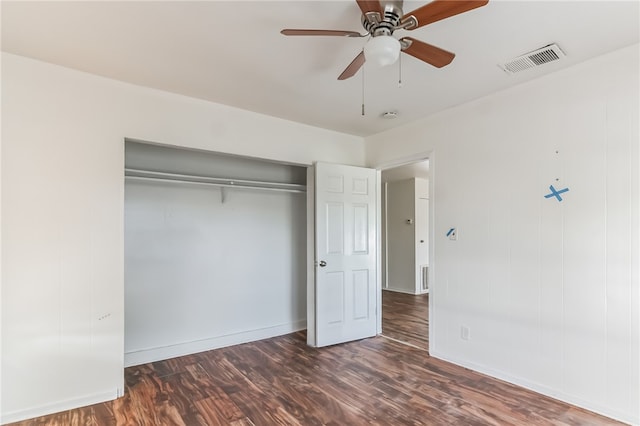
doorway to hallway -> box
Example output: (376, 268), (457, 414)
(382, 291), (429, 349)
(380, 159), (430, 351)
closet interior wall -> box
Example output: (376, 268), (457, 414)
(124, 141), (307, 366)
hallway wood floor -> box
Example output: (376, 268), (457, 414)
(381, 290), (429, 350)
(10, 331), (622, 425)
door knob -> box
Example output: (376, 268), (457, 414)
(319, 260), (327, 267)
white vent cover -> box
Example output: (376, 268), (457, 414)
(421, 265), (429, 291)
(499, 43), (565, 74)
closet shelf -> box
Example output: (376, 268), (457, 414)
(124, 168), (306, 194)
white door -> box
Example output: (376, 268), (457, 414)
(314, 162), (378, 347)
(416, 197), (429, 292)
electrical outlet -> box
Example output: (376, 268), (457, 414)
(461, 325), (470, 341)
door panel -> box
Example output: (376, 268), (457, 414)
(326, 203), (344, 254)
(352, 270), (370, 319)
(323, 272), (345, 324)
(353, 204), (369, 253)
(315, 162), (377, 347)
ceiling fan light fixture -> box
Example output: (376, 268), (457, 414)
(364, 35), (401, 67)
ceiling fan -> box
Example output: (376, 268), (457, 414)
(281, 0), (488, 80)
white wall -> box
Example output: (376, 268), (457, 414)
(385, 178), (429, 294)
(367, 45), (639, 424)
(386, 179), (416, 293)
(125, 181), (306, 366)
(0, 53), (365, 424)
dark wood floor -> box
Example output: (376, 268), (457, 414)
(382, 290), (429, 350)
(11, 331), (622, 425)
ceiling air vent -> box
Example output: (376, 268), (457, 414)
(499, 43), (565, 74)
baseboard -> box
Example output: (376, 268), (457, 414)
(1, 389), (118, 425)
(2, 323), (307, 424)
(383, 288), (422, 295)
(124, 320), (307, 367)
(429, 349), (638, 426)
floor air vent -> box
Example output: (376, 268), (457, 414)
(499, 43), (565, 74)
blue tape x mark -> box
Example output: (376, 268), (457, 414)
(544, 185), (569, 202)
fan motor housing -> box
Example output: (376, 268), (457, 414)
(361, 0), (404, 36)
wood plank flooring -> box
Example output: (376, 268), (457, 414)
(381, 290), (429, 350)
(10, 331), (622, 425)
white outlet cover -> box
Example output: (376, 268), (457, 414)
(461, 325), (470, 340)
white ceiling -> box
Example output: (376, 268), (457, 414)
(1, 1), (638, 137)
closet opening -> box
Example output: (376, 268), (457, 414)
(123, 140), (308, 367)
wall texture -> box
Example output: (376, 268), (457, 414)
(366, 45), (639, 424)
(0, 53), (365, 423)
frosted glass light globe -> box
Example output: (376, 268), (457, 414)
(364, 35), (401, 67)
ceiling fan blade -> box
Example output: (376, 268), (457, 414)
(338, 51), (366, 80)
(356, 0), (383, 15)
(281, 29), (365, 37)
(402, 0), (488, 29)
(400, 37), (455, 68)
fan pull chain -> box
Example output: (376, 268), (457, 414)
(361, 57), (365, 116)
(398, 53), (403, 88)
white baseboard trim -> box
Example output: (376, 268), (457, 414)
(124, 320), (307, 367)
(429, 349), (638, 426)
(1, 389), (118, 425)
(383, 288), (422, 295)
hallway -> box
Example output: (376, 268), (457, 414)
(382, 290), (429, 350)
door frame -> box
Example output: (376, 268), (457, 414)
(306, 152), (434, 348)
(374, 150), (435, 349)
(306, 166), (317, 346)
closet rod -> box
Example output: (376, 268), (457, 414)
(124, 168), (306, 194)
